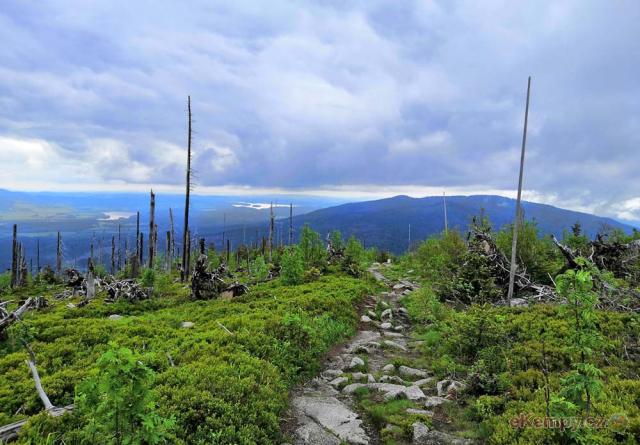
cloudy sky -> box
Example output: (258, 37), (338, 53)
(0, 1), (639, 221)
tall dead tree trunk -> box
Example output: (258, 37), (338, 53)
(36, 238), (40, 275)
(10, 224), (17, 289)
(507, 76), (532, 306)
(268, 202), (274, 262)
(165, 231), (172, 271)
(135, 211), (140, 259)
(19, 245), (27, 287)
(226, 239), (230, 264)
(181, 96), (192, 282)
(148, 190), (156, 268)
(117, 224), (122, 272)
(111, 236), (116, 275)
(56, 231), (62, 278)
(139, 233), (144, 265)
(169, 208), (175, 267)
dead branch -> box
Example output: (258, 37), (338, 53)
(0, 298), (33, 335)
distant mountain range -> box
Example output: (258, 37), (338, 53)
(229, 194), (636, 254)
(0, 190), (636, 271)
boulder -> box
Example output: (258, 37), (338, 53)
(381, 308), (393, 319)
(108, 314), (122, 320)
(380, 322), (392, 330)
(360, 315), (372, 323)
(181, 321), (195, 328)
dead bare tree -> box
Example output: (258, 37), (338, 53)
(507, 76), (532, 306)
(169, 208), (176, 268)
(181, 96), (193, 282)
(111, 235), (116, 275)
(165, 231), (172, 271)
(135, 211), (140, 259)
(149, 189), (156, 268)
(268, 202), (274, 262)
(56, 231), (62, 278)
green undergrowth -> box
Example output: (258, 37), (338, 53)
(404, 287), (640, 444)
(0, 272), (374, 444)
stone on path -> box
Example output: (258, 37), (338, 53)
(348, 357), (365, 369)
(383, 340), (407, 351)
(321, 369), (343, 380)
(343, 383), (425, 401)
(293, 396), (369, 445)
(414, 377), (435, 388)
(380, 322), (392, 330)
(424, 396), (449, 408)
(329, 377), (348, 388)
(360, 315), (372, 323)
(398, 365), (429, 379)
(382, 364), (395, 374)
(381, 308), (393, 319)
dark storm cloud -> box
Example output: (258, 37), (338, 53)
(0, 1), (639, 220)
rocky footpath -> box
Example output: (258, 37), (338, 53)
(281, 264), (474, 445)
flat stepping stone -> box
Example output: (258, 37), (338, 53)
(424, 396), (449, 408)
(329, 377), (348, 388)
(383, 340), (407, 351)
(398, 365), (429, 379)
(293, 396), (368, 445)
(414, 377), (435, 388)
(343, 383), (425, 401)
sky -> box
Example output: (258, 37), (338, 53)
(0, 1), (639, 222)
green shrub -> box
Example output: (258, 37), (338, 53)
(75, 346), (175, 444)
(280, 246), (304, 285)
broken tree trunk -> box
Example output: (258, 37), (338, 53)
(149, 190), (156, 268)
(507, 76), (531, 306)
(56, 231), (62, 278)
(136, 211), (140, 259)
(268, 203), (274, 262)
(166, 230), (172, 271)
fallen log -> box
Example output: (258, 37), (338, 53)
(0, 298), (33, 336)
